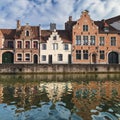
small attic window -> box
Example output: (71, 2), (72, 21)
(53, 35), (57, 40)
(26, 30), (30, 36)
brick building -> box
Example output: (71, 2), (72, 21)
(65, 10), (120, 64)
(0, 21), (40, 64)
(0, 10), (120, 64)
(14, 20), (40, 64)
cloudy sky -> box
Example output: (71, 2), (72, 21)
(0, 0), (120, 29)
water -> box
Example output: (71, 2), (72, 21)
(0, 74), (120, 120)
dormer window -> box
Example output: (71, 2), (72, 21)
(103, 21), (109, 32)
(104, 27), (109, 32)
(26, 30), (30, 36)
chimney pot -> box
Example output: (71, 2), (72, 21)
(69, 16), (72, 21)
(17, 20), (21, 30)
(50, 23), (56, 31)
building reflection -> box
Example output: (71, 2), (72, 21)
(0, 74), (120, 119)
(72, 81), (120, 120)
(0, 84), (3, 103)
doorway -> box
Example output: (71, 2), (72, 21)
(34, 54), (38, 64)
(49, 55), (52, 64)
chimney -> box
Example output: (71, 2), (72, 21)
(39, 24), (41, 37)
(69, 16), (72, 21)
(26, 23), (29, 26)
(17, 20), (21, 30)
(50, 23), (56, 31)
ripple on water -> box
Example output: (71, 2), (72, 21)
(92, 112), (118, 120)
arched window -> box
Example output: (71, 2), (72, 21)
(17, 41), (22, 48)
(33, 41), (38, 49)
(25, 41), (30, 48)
(25, 53), (30, 61)
(26, 30), (30, 36)
(17, 54), (22, 61)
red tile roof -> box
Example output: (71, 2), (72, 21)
(41, 30), (52, 42)
(15, 26), (40, 39)
(0, 29), (16, 39)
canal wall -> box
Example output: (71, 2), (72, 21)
(0, 64), (120, 73)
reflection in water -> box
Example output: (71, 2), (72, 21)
(0, 74), (120, 120)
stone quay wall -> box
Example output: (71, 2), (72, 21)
(0, 64), (120, 74)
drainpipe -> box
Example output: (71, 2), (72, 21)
(39, 24), (41, 64)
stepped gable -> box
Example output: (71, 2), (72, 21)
(41, 30), (71, 43)
(0, 29), (16, 39)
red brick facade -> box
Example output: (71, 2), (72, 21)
(70, 10), (120, 64)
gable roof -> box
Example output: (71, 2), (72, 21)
(94, 21), (118, 33)
(15, 26), (40, 39)
(41, 30), (71, 43)
(57, 30), (72, 43)
(0, 29), (16, 39)
(106, 15), (120, 24)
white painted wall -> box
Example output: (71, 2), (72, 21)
(40, 30), (71, 64)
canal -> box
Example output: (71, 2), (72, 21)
(0, 74), (120, 120)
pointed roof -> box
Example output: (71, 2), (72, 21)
(41, 30), (71, 43)
(0, 29), (16, 39)
(106, 15), (120, 24)
(94, 20), (119, 33)
(15, 26), (40, 39)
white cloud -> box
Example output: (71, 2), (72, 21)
(0, 0), (120, 29)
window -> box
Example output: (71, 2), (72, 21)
(90, 36), (95, 45)
(83, 36), (88, 45)
(25, 41), (30, 48)
(58, 54), (63, 61)
(8, 41), (13, 48)
(100, 50), (105, 59)
(111, 37), (116, 46)
(83, 50), (88, 59)
(76, 36), (81, 45)
(42, 55), (46, 61)
(104, 27), (109, 32)
(76, 50), (81, 60)
(53, 43), (58, 50)
(64, 44), (69, 50)
(33, 41), (38, 49)
(25, 53), (30, 61)
(17, 41), (22, 48)
(26, 31), (29, 36)
(42, 44), (46, 50)
(17, 54), (22, 61)
(99, 37), (105, 46)
(83, 25), (88, 31)
(53, 36), (57, 40)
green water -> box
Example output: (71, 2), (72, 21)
(0, 74), (120, 120)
